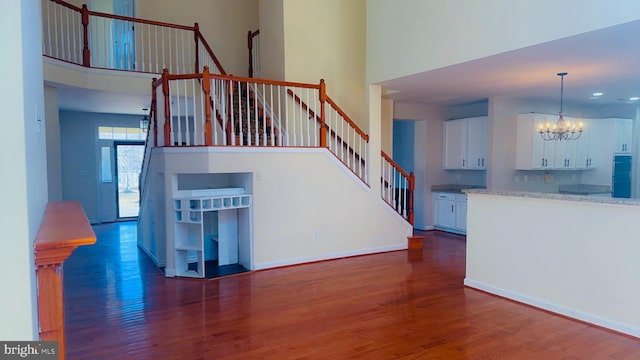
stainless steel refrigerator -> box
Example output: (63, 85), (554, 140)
(612, 154), (632, 198)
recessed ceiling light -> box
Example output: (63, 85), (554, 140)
(629, 96), (639, 101)
(592, 92), (603, 97)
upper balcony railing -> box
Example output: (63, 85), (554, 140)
(42, 0), (225, 75)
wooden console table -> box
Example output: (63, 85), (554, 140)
(34, 201), (96, 360)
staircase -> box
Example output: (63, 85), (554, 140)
(42, 0), (415, 276)
(230, 83), (279, 146)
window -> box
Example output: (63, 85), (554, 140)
(99, 126), (145, 140)
(101, 146), (112, 183)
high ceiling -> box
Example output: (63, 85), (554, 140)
(379, 20), (640, 113)
(56, 20), (640, 117)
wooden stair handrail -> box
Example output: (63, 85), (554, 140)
(196, 31), (227, 75)
(50, 0), (81, 11)
(325, 96), (369, 141)
(35, 201), (96, 360)
(381, 151), (411, 178)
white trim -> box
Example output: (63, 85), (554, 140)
(159, 146), (372, 191)
(43, 56), (158, 79)
(379, 198), (410, 223)
(254, 243), (407, 270)
(137, 241), (164, 267)
(464, 278), (640, 339)
(164, 268), (176, 277)
(159, 146), (327, 155)
(414, 225), (433, 231)
(433, 225), (466, 235)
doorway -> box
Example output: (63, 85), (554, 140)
(115, 142), (144, 219)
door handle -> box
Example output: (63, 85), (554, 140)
(451, 204), (454, 212)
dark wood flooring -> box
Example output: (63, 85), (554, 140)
(63, 222), (640, 359)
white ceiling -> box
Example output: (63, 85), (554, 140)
(55, 83), (152, 115)
(379, 20), (640, 113)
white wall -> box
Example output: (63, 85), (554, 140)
(60, 111), (141, 223)
(258, 0), (285, 81)
(145, 148), (412, 272)
(366, 0), (640, 84)
(465, 192), (640, 338)
(282, 0), (368, 130)
(45, 85), (62, 201)
(137, 0), (258, 76)
(0, 0), (47, 340)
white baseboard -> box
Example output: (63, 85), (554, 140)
(254, 244), (406, 270)
(464, 278), (640, 339)
(137, 241), (165, 267)
(413, 225), (433, 231)
(164, 268), (176, 277)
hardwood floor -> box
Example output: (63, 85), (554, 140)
(63, 222), (639, 359)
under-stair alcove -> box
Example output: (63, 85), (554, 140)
(173, 172), (253, 278)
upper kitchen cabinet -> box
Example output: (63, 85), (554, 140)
(607, 118), (633, 153)
(574, 118), (597, 169)
(516, 113), (554, 170)
(443, 116), (487, 170)
(516, 113), (596, 170)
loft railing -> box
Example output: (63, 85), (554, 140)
(248, 29), (260, 78)
(42, 0), (225, 75)
(381, 151), (415, 224)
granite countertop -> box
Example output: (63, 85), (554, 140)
(431, 184), (486, 194)
(464, 188), (640, 206)
(558, 184), (611, 195)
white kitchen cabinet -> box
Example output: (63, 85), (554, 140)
(612, 118), (632, 153)
(433, 192), (455, 229)
(455, 194), (467, 233)
(516, 113), (555, 169)
(574, 118), (597, 169)
(516, 114), (597, 170)
(444, 119), (467, 169)
(466, 116), (488, 169)
(433, 192), (467, 234)
(444, 116), (487, 169)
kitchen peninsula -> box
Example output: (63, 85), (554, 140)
(463, 189), (640, 338)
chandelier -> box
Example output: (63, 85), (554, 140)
(538, 72), (583, 141)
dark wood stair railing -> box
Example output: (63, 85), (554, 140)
(381, 151), (415, 225)
(34, 201), (96, 360)
(248, 29), (260, 78)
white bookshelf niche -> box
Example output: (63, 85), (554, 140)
(173, 188), (252, 278)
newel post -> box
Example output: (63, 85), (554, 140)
(162, 69), (171, 146)
(194, 23), (200, 73)
(319, 79), (327, 147)
(81, 5), (90, 67)
(202, 66), (213, 146)
(152, 78), (158, 146)
(408, 171), (415, 225)
(247, 30), (254, 78)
